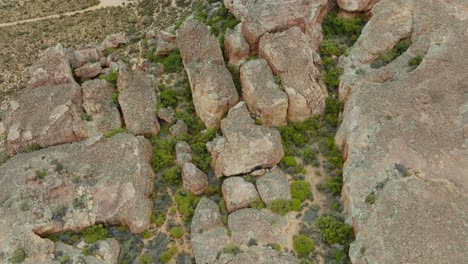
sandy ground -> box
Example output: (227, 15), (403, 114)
(0, 0), (133, 27)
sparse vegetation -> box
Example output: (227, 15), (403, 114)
(372, 39), (412, 68)
(290, 181), (312, 202)
(250, 198), (266, 209)
(316, 215), (354, 246)
(174, 189), (201, 221)
(9, 248), (26, 263)
(170, 226), (184, 239)
(160, 245), (178, 264)
(82, 224), (108, 244)
(103, 128), (125, 138)
(408, 55), (423, 70)
(150, 49), (183, 73)
(99, 71), (118, 86)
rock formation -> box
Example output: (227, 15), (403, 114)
(208, 102), (284, 177)
(177, 18), (239, 128)
(222, 177), (260, 212)
(224, 24), (250, 67)
(256, 167), (291, 205)
(182, 163), (208, 195)
(336, 0), (468, 263)
(175, 141), (192, 167)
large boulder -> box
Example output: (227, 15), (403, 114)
(117, 67), (160, 136)
(336, 0), (468, 263)
(259, 26), (328, 121)
(222, 177), (260, 212)
(228, 208), (288, 247)
(224, 24), (250, 67)
(338, 0), (378, 13)
(240, 58), (288, 126)
(182, 163), (208, 195)
(82, 79), (122, 135)
(5, 83), (86, 155)
(28, 44), (76, 88)
(66, 46), (103, 69)
(208, 102), (284, 177)
(256, 167), (291, 205)
(177, 19), (239, 128)
(0, 133), (154, 263)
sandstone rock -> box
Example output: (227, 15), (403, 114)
(228, 208), (288, 247)
(240, 58), (288, 126)
(191, 198), (230, 264)
(182, 163), (208, 195)
(6, 83), (86, 155)
(208, 102), (284, 177)
(28, 44), (76, 88)
(177, 19), (239, 128)
(0, 134), (154, 263)
(336, 0), (468, 263)
(259, 26), (327, 120)
(175, 141), (192, 167)
(82, 79), (121, 135)
(222, 177), (260, 212)
(102, 33), (128, 49)
(224, 0), (249, 20)
(224, 24), (250, 67)
(54, 238), (120, 264)
(154, 31), (178, 56)
(67, 47), (102, 69)
(117, 67), (160, 136)
(169, 120), (188, 137)
(158, 107), (175, 123)
(338, 0), (378, 13)
(74, 62), (102, 80)
(256, 167), (291, 205)
(216, 245), (298, 264)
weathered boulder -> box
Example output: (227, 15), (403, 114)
(216, 245), (298, 264)
(102, 33), (128, 49)
(66, 47), (103, 69)
(259, 26), (327, 120)
(82, 79), (121, 135)
(256, 167), (291, 205)
(0, 133), (154, 263)
(228, 208), (288, 247)
(222, 177), (260, 212)
(177, 18), (239, 128)
(175, 141), (192, 167)
(240, 58), (288, 126)
(224, 24), (250, 67)
(191, 198), (230, 264)
(240, 0), (328, 51)
(117, 67), (160, 136)
(54, 238), (120, 264)
(28, 44), (76, 88)
(208, 102), (284, 177)
(338, 0), (378, 13)
(74, 62), (102, 80)
(154, 30), (178, 56)
(169, 120), (188, 137)
(224, 0), (249, 20)
(182, 163), (208, 195)
(336, 0), (468, 263)
(157, 107), (175, 123)
(6, 83), (86, 155)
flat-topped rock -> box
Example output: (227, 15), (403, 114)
(208, 102), (284, 177)
(222, 177), (260, 212)
(256, 167), (291, 205)
(259, 26), (327, 120)
(117, 67), (160, 136)
(240, 58), (288, 126)
(0, 133), (154, 263)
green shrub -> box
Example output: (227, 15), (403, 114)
(104, 128), (125, 138)
(36, 170), (47, 180)
(250, 198), (265, 209)
(159, 89), (178, 109)
(365, 192), (376, 204)
(223, 244), (241, 255)
(322, 13), (365, 45)
(170, 226), (184, 239)
(290, 181), (312, 202)
(291, 199), (302, 211)
(408, 55), (423, 69)
(269, 199), (293, 216)
(163, 167), (181, 185)
(151, 138), (176, 171)
(139, 254), (152, 264)
(316, 215), (354, 245)
(376, 39), (412, 65)
(21, 144), (40, 153)
(83, 224), (108, 244)
(281, 156), (297, 167)
(293, 234), (314, 256)
(142, 230), (151, 239)
(191, 142), (212, 172)
(174, 189), (201, 221)
(160, 245), (178, 263)
(9, 248), (26, 263)
(99, 71), (118, 86)
(301, 147), (318, 165)
(154, 49), (183, 73)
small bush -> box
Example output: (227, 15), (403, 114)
(223, 244), (241, 255)
(269, 199), (293, 216)
(408, 55), (423, 69)
(142, 230), (151, 239)
(154, 49), (183, 73)
(22, 144), (40, 153)
(36, 170), (47, 180)
(282, 156), (297, 167)
(291, 199), (302, 211)
(174, 189), (201, 221)
(250, 198), (265, 209)
(365, 192), (376, 204)
(83, 224), (108, 244)
(301, 147), (318, 165)
(151, 138), (176, 171)
(99, 71), (118, 86)
(163, 167), (181, 185)
(170, 226), (184, 239)
(160, 245), (178, 264)
(104, 128), (125, 138)
(159, 88), (178, 109)
(290, 181), (312, 202)
(9, 248), (26, 263)
(139, 254), (152, 264)
(316, 215), (354, 246)
(293, 234), (314, 256)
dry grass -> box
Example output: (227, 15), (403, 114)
(0, 0), (100, 23)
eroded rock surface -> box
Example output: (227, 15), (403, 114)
(222, 177), (260, 212)
(336, 0), (468, 263)
(240, 58), (288, 126)
(208, 102), (284, 177)
(177, 18), (238, 128)
(224, 24), (250, 67)
(338, 0), (378, 13)
(256, 167), (291, 205)
(182, 163), (208, 195)
(0, 133), (154, 263)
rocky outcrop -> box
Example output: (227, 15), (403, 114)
(224, 0), (249, 20)
(177, 18), (238, 128)
(222, 177), (260, 212)
(224, 24), (250, 67)
(336, 0), (468, 263)
(66, 46), (103, 69)
(74, 62), (102, 80)
(101, 33), (128, 49)
(28, 44), (76, 88)
(82, 79), (121, 135)
(55, 238), (120, 264)
(154, 30), (178, 56)
(5, 83), (86, 155)
(182, 163), (208, 195)
(175, 141), (192, 167)
(256, 167), (291, 205)
(117, 67), (160, 136)
(338, 0), (378, 13)
(216, 245), (297, 264)
(0, 133), (154, 263)
(208, 102), (284, 177)
(191, 198), (230, 264)
(169, 120), (188, 137)
(158, 107), (175, 123)
(259, 26), (327, 121)
(228, 208), (288, 247)
(240, 58), (288, 126)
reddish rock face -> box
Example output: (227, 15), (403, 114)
(182, 162), (208, 195)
